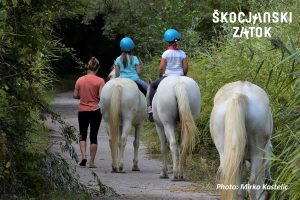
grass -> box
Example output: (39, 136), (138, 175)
(2, 191), (90, 200)
(140, 122), (161, 155)
(186, 155), (219, 193)
(44, 191), (90, 200)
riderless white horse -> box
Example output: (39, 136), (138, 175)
(152, 76), (201, 180)
(100, 78), (147, 172)
(210, 81), (273, 200)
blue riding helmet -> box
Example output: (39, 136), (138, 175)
(120, 37), (135, 52)
(163, 29), (181, 43)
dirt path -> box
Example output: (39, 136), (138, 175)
(47, 91), (220, 200)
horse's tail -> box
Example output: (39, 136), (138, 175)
(221, 93), (247, 200)
(109, 84), (121, 166)
(175, 81), (197, 167)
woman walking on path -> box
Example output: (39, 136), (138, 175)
(114, 37), (148, 96)
(73, 57), (105, 168)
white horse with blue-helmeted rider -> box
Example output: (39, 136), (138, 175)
(152, 76), (201, 180)
(101, 78), (146, 172)
(100, 37), (147, 173)
(149, 28), (201, 181)
(210, 81), (273, 200)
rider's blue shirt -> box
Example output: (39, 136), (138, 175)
(114, 55), (140, 81)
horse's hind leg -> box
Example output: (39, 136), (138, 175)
(109, 139), (116, 172)
(132, 123), (142, 171)
(118, 120), (131, 173)
(265, 140), (273, 184)
(249, 147), (266, 200)
(106, 120), (118, 173)
(178, 129), (186, 180)
(164, 124), (179, 181)
(155, 124), (168, 178)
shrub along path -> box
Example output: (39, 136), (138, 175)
(47, 91), (220, 200)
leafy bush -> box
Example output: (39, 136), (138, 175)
(0, 0), (113, 198)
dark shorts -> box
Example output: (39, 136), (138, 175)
(78, 108), (102, 144)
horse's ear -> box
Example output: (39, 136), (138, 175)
(108, 67), (116, 80)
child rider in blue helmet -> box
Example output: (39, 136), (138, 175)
(114, 37), (148, 96)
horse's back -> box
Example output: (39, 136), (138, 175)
(101, 78), (138, 108)
(211, 81), (272, 136)
(154, 76), (201, 122)
(214, 81), (269, 105)
(101, 78), (146, 123)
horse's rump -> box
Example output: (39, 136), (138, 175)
(153, 76), (201, 123)
(101, 78), (142, 116)
(210, 81), (273, 200)
(153, 76), (201, 180)
(100, 78), (146, 172)
(212, 81), (272, 136)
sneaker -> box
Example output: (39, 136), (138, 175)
(79, 159), (87, 166)
(147, 106), (153, 114)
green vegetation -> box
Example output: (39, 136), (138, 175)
(0, 0), (112, 198)
(1, 0), (299, 199)
(190, 2), (300, 198)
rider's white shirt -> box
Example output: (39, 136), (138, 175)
(162, 49), (186, 76)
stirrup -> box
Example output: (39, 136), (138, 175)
(147, 106), (153, 114)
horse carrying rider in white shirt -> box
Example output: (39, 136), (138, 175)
(147, 28), (189, 121)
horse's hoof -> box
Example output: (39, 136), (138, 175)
(111, 167), (118, 173)
(171, 177), (177, 181)
(159, 173), (169, 179)
(171, 177), (185, 182)
(132, 167), (140, 171)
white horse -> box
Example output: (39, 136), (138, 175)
(100, 78), (147, 172)
(152, 76), (201, 180)
(210, 81), (273, 200)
